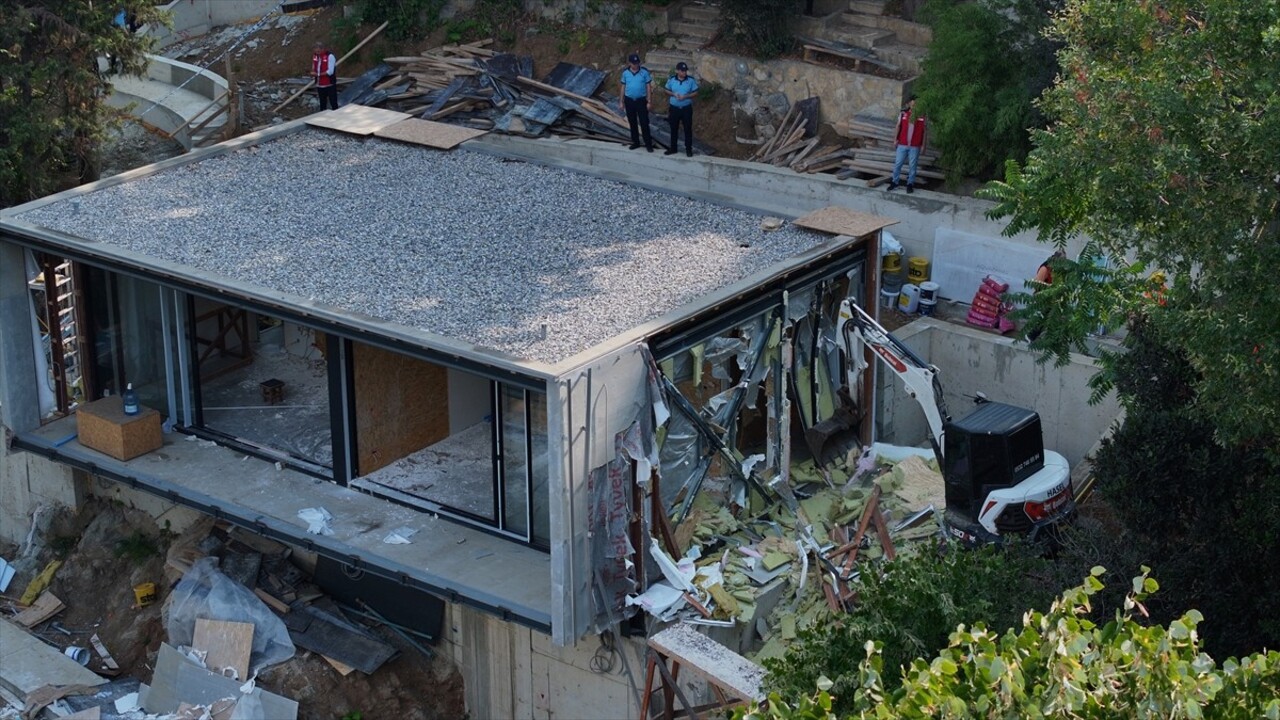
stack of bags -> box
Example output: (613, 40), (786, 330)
(966, 276), (1015, 333)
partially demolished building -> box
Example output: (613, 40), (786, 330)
(0, 117), (901, 715)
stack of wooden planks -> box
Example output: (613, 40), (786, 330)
(831, 114), (944, 186)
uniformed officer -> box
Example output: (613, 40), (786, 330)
(663, 62), (699, 157)
(618, 53), (654, 152)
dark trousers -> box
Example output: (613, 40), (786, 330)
(668, 104), (693, 153)
(317, 84), (339, 111)
(623, 96), (653, 149)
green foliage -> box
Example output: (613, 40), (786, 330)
(617, 3), (655, 46)
(1090, 317), (1280, 658)
(114, 531), (159, 564)
(720, 0), (795, 59)
(764, 544), (1057, 715)
(913, 0), (1060, 184)
(980, 0), (1280, 449)
(357, 0), (445, 41)
(741, 569), (1280, 719)
(0, 0), (164, 206)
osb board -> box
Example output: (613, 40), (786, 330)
(374, 118), (489, 149)
(354, 342), (450, 475)
(15, 590), (64, 627)
(792, 206), (898, 239)
(192, 618), (254, 682)
(305, 104), (411, 136)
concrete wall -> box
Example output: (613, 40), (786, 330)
(446, 603), (648, 719)
(147, 0), (281, 49)
(876, 318), (1122, 468)
(0, 436), (83, 545)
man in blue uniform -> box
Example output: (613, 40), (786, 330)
(663, 62), (699, 157)
(618, 53), (654, 152)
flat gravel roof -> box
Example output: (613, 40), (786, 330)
(17, 130), (836, 365)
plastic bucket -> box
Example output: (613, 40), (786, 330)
(919, 298), (937, 316)
(880, 288), (898, 309)
(882, 252), (902, 273)
(64, 646), (90, 665)
(918, 281), (939, 303)
(898, 284), (920, 314)
(907, 256), (930, 284)
(133, 582), (156, 608)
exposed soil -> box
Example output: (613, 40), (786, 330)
(1, 500), (464, 719)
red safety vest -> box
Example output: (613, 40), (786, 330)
(895, 110), (926, 148)
(312, 52), (335, 87)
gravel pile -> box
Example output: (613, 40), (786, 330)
(20, 131), (833, 364)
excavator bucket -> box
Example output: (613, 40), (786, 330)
(803, 393), (863, 468)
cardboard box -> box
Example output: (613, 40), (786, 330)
(77, 396), (163, 461)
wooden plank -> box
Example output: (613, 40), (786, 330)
(322, 654), (356, 676)
(253, 588), (291, 614)
(14, 591), (64, 627)
(192, 618), (254, 682)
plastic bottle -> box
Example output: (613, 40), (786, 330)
(122, 383), (139, 415)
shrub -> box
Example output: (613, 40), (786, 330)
(720, 0), (795, 59)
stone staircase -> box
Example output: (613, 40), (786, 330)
(664, 1), (722, 53)
(798, 0), (930, 77)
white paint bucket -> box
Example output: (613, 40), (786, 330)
(880, 288), (897, 308)
(64, 646), (90, 665)
(919, 281), (940, 303)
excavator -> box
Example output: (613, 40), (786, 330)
(824, 300), (1075, 545)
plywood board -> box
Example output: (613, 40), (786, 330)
(305, 104), (411, 135)
(792, 206), (898, 239)
(14, 591), (64, 627)
(932, 227), (1048, 303)
(354, 343), (450, 475)
(648, 623), (766, 702)
(373, 118), (488, 149)
(192, 619), (254, 682)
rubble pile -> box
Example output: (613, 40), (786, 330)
(632, 446), (947, 663)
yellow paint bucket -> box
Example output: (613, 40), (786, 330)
(133, 582), (157, 607)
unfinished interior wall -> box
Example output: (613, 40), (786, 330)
(876, 319), (1121, 466)
(446, 602), (649, 720)
(353, 343), (450, 475)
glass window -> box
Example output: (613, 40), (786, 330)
(83, 267), (173, 416)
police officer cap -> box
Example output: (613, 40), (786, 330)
(676, 62), (688, 71)
(628, 53), (641, 63)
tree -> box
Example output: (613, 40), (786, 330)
(913, 0), (1061, 184)
(740, 569), (1280, 719)
(0, 1), (164, 207)
(980, 0), (1280, 449)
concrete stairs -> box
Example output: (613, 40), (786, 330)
(796, 0), (931, 77)
(660, 1), (722, 53)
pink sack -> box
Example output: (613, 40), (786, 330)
(997, 315), (1017, 334)
(982, 276), (1010, 294)
(967, 308), (997, 328)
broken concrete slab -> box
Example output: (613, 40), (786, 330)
(141, 643), (297, 719)
(0, 617), (105, 700)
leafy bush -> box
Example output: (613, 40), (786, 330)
(741, 569), (1280, 719)
(1090, 314), (1280, 658)
(358, 0), (446, 41)
(720, 0), (795, 59)
(913, 0), (1061, 184)
(764, 543), (1057, 715)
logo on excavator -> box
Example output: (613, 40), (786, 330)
(872, 345), (907, 373)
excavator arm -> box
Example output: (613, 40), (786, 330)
(835, 300), (951, 466)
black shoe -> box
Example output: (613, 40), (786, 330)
(664, 149), (676, 155)
(646, 146), (654, 153)
(886, 182), (898, 191)
(629, 143), (640, 150)
(906, 183), (914, 194)
(686, 150), (693, 157)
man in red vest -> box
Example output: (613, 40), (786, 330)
(887, 95), (926, 193)
(312, 42), (338, 111)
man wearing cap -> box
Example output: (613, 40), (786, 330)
(312, 42), (339, 111)
(663, 62), (699, 157)
(618, 53), (654, 152)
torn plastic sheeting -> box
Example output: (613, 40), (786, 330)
(657, 408), (706, 510)
(703, 336), (748, 381)
(645, 348), (671, 431)
(382, 526), (418, 544)
(649, 538), (697, 591)
(297, 507), (333, 535)
(589, 426), (641, 631)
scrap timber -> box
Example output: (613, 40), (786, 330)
(336, 39), (714, 155)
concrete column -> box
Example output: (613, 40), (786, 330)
(0, 240), (40, 434)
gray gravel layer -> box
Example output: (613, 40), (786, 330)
(19, 131), (831, 364)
